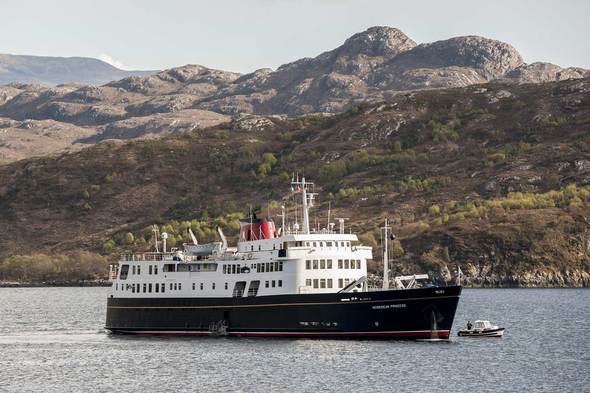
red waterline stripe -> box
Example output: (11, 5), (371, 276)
(120, 330), (450, 339)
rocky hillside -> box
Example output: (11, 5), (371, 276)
(0, 27), (587, 164)
(0, 54), (156, 85)
(1, 78), (589, 287)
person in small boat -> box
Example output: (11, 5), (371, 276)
(467, 321), (473, 330)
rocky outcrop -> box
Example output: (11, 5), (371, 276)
(503, 62), (589, 83)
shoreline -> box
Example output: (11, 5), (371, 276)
(0, 280), (111, 288)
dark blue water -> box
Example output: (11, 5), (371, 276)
(0, 288), (588, 392)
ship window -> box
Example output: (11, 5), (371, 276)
(119, 265), (129, 280)
(313, 279), (319, 289)
(327, 279), (333, 288)
(358, 260), (362, 269)
(306, 279), (312, 286)
(192, 283), (195, 290)
(115, 283), (118, 291)
(306, 242), (310, 246)
(273, 244), (276, 250)
(260, 264), (265, 273)
(341, 242), (345, 247)
(258, 245), (261, 251)
(272, 280), (276, 288)
(320, 259), (326, 269)
(132, 265), (136, 275)
(143, 283), (147, 293)
(212, 283), (216, 290)
(148, 283), (152, 293)
(170, 283), (173, 290)
(177, 264), (189, 272)
(320, 279), (326, 289)
(225, 282), (228, 290)
(344, 259), (350, 269)
(232, 265), (236, 274)
(313, 260), (318, 269)
(154, 265), (158, 275)
(251, 245), (254, 251)
(223, 265), (227, 274)
(164, 264), (176, 272)
(247, 281), (260, 297)
(132, 284), (135, 293)
(174, 283), (177, 290)
(327, 242), (332, 247)
(275, 262), (279, 271)
(200, 283), (203, 290)
(327, 260), (333, 269)
(279, 262), (283, 271)
(179, 283), (182, 290)
(265, 281), (269, 288)
(338, 278), (343, 288)
(149, 265), (152, 275)
(233, 281), (247, 297)
(278, 280), (282, 287)
(313, 242), (317, 247)
(344, 278), (350, 286)
(338, 260), (343, 269)
(161, 283), (165, 293)
(137, 266), (141, 275)
(136, 284), (140, 292)
(270, 263), (274, 272)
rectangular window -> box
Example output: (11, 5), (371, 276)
(265, 281), (269, 288)
(132, 284), (135, 293)
(192, 283), (195, 290)
(266, 263), (270, 272)
(306, 260), (311, 270)
(278, 280), (282, 287)
(320, 259), (326, 269)
(170, 283), (173, 291)
(163, 264), (176, 272)
(223, 265), (227, 274)
(338, 278), (344, 288)
(232, 265), (236, 274)
(161, 283), (165, 293)
(327, 279), (333, 288)
(270, 263), (274, 272)
(200, 283), (203, 290)
(237, 264), (241, 274)
(137, 266), (141, 275)
(272, 280), (276, 288)
(148, 283), (152, 293)
(178, 283), (182, 290)
(344, 259), (350, 269)
(116, 283), (118, 291)
(313, 242), (317, 247)
(225, 282), (228, 290)
(344, 278), (350, 286)
(155, 283), (159, 293)
(358, 260), (362, 269)
(320, 279), (326, 289)
(212, 283), (216, 290)
(247, 280), (260, 297)
(274, 262), (279, 271)
(338, 260), (343, 269)
(119, 264), (129, 280)
(132, 265), (136, 275)
(306, 279), (312, 286)
(313, 260), (318, 269)
(327, 259), (333, 269)
(149, 265), (152, 275)
(154, 265), (158, 275)
(313, 279), (319, 289)
(143, 283), (147, 293)
(260, 263), (265, 273)
(327, 242), (332, 247)
(174, 283), (177, 290)
(279, 262), (283, 271)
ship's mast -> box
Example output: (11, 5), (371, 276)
(292, 176), (315, 234)
(381, 218), (391, 290)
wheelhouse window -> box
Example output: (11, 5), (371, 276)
(163, 264), (176, 272)
(327, 259), (333, 269)
(247, 280), (260, 297)
(119, 264), (129, 280)
(320, 279), (326, 289)
(313, 260), (318, 269)
(313, 279), (319, 289)
(320, 259), (326, 269)
(327, 279), (333, 288)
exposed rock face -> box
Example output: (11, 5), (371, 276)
(503, 62), (590, 83)
(0, 26), (588, 163)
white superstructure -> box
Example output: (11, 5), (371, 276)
(108, 177), (373, 299)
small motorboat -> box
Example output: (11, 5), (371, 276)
(458, 320), (505, 337)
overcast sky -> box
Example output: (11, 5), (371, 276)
(2, 0), (588, 72)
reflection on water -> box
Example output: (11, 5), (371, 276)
(0, 287), (588, 392)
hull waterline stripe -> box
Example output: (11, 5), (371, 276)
(107, 294), (459, 310)
(108, 329), (451, 337)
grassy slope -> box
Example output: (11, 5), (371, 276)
(1, 78), (589, 286)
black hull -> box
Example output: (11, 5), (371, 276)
(105, 286), (461, 339)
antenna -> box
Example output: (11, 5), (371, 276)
(335, 217), (349, 234)
(327, 201), (331, 232)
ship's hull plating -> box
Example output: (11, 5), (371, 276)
(105, 286), (461, 339)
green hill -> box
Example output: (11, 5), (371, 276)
(1, 78), (589, 286)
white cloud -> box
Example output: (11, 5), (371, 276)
(98, 54), (131, 70)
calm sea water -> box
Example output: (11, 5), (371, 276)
(0, 288), (588, 393)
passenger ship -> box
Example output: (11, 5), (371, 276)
(105, 177), (461, 339)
